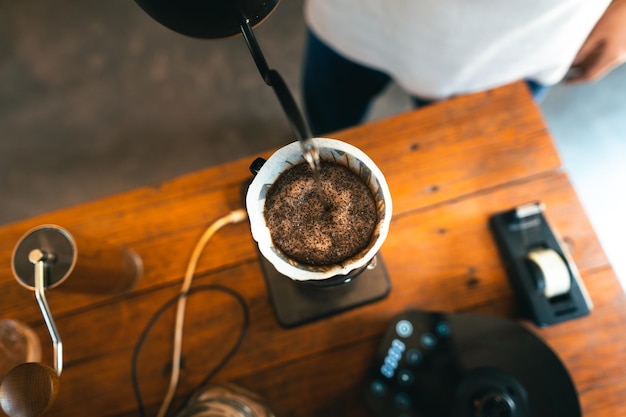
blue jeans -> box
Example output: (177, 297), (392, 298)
(302, 30), (548, 136)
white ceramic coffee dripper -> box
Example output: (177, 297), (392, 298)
(246, 138), (392, 284)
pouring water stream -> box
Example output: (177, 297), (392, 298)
(239, 19), (330, 208)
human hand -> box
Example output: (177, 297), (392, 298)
(568, 0), (626, 83)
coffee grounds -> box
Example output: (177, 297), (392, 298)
(264, 161), (378, 266)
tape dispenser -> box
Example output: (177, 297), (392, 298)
(489, 202), (592, 327)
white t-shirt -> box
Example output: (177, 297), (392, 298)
(305, 0), (612, 99)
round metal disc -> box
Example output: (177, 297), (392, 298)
(11, 225), (76, 290)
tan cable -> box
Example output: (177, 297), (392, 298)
(156, 209), (248, 417)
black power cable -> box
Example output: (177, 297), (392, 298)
(131, 285), (249, 417)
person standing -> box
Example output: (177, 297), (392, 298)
(302, 0), (626, 135)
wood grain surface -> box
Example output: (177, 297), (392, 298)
(0, 82), (623, 417)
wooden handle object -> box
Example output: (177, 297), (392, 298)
(0, 362), (60, 417)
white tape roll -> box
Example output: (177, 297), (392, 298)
(527, 248), (571, 298)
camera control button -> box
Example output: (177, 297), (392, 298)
(420, 333), (436, 349)
(406, 349), (423, 366)
(370, 380), (387, 397)
(435, 321), (451, 337)
(397, 369), (415, 386)
(395, 320), (413, 338)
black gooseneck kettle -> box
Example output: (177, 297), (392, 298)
(134, 0), (280, 39)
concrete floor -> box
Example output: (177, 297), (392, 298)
(542, 66), (626, 287)
(2, 1), (625, 285)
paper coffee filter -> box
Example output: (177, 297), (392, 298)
(246, 138), (392, 281)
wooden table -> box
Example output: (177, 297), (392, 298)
(1, 81), (625, 417)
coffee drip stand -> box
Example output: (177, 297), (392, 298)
(239, 23), (392, 326)
(133, 0), (392, 328)
(248, 155), (391, 327)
